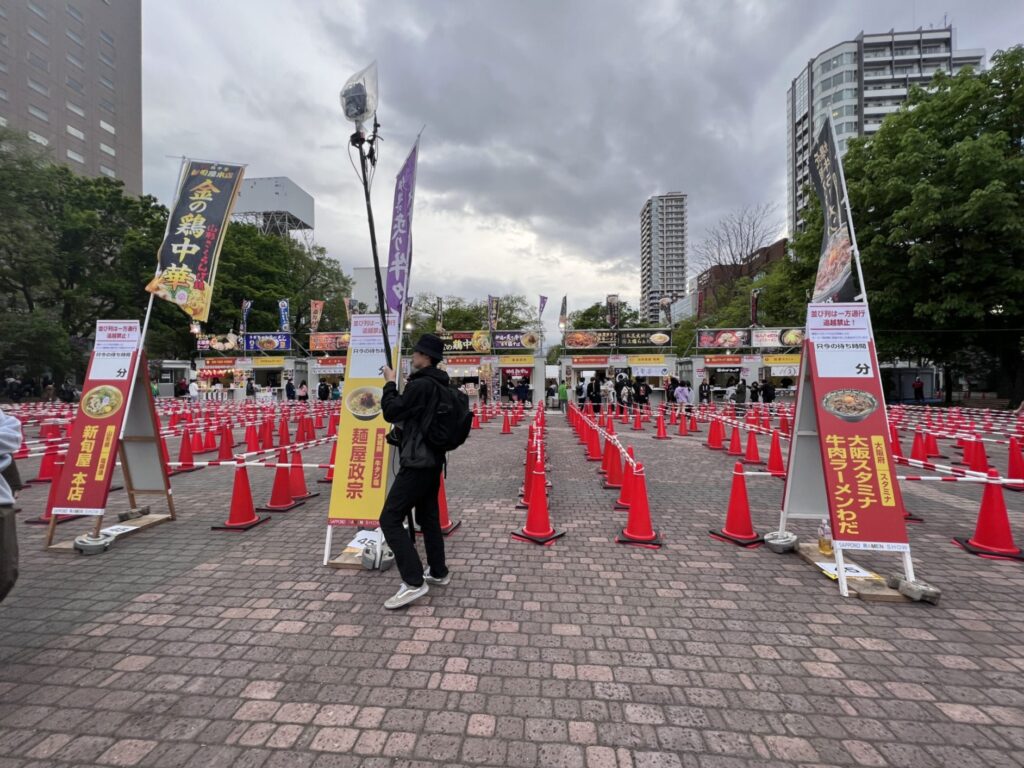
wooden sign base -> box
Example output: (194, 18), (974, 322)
(795, 543), (908, 602)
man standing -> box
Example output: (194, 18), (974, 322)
(698, 380), (712, 404)
(379, 334), (451, 610)
(557, 380), (568, 413)
(912, 377), (924, 402)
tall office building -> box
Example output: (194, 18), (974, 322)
(0, 0), (142, 195)
(640, 192), (687, 324)
(786, 27), (984, 235)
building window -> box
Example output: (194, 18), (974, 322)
(66, 51), (83, 70)
(66, 148), (84, 163)
(0, 5), (6, 18)
(99, 30), (114, 46)
(27, 77), (49, 96)
(99, 119), (115, 135)
(98, 50), (114, 68)
(99, 98), (115, 114)
(100, 164), (116, 178)
(28, 104), (48, 122)
(100, 142), (115, 157)
(66, 75), (83, 94)
(66, 100), (84, 117)
(99, 75), (114, 91)
(65, 28), (83, 46)
(27, 51), (49, 72)
(27, 27), (49, 46)
(0, 60), (6, 73)
(0, 116), (7, 127)
(28, 0), (48, 19)
(27, 131), (48, 146)
(0, 87), (7, 101)
(66, 3), (84, 22)
(66, 124), (84, 140)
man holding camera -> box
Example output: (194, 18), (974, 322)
(379, 333), (451, 610)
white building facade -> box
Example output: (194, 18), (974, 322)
(786, 27), (985, 235)
(640, 192), (688, 324)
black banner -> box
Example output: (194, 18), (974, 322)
(809, 120), (860, 303)
(564, 329), (671, 349)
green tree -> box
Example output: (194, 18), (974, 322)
(841, 46), (1024, 404)
(568, 301), (642, 329)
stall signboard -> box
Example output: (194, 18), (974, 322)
(204, 357), (237, 367)
(445, 356), (481, 366)
(313, 356), (346, 375)
(703, 355), (742, 366)
(491, 330), (541, 350)
(627, 354), (666, 366)
(571, 356), (609, 366)
(499, 355), (535, 367)
(564, 329), (671, 349)
(252, 356), (285, 368)
(751, 328), (805, 348)
(328, 314), (399, 527)
(52, 321), (140, 516)
(763, 354), (801, 366)
(632, 366), (668, 377)
(196, 333), (240, 351)
(309, 332), (351, 352)
(697, 329), (749, 349)
(439, 331), (491, 354)
(244, 333), (291, 352)
(503, 367), (532, 380)
(608, 354), (628, 368)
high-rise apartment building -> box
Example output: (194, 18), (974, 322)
(640, 192), (687, 324)
(0, 0), (142, 195)
(786, 27), (984, 235)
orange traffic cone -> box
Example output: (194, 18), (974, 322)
(245, 424), (260, 453)
(677, 412), (689, 436)
(437, 473), (460, 535)
(256, 449), (305, 512)
(615, 463), (661, 547)
(278, 417), (291, 447)
(511, 459), (564, 545)
(632, 409), (644, 431)
(779, 412), (790, 435)
(1006, 436), (1024, 493)
(517, 441), (537, 510)
(953, 469), (1023, 560)
(603, 444), (624, 489)
(709, 463), (763, 547)
(767, 430), (785, 478)
(910, 429), (927, 462)
(726, 426), (743, 456)
(615, 447), (636, 510)
(652, 413), (671, 440)
(261, 419), (275, 449)
(31, 442), (60, 483)
(889, 425), (904, 459)
(599, 434), (615, 475)
(319, 441), (337, 483)
(501, 411), (512, 435)
(190, 428), (204, 453)
(741, 430), (763, 464)
(689, 414), (700, 433)
(706, 419), (724, 450)
(173, 429), (201, 474)
(24, 459), (75, 526)
(212, 460), (270, 531)
(925, 430), (946, 458)
(203, 428), (218, 452)
(970, 438), (991, 473)
(471, 409), (481, 430)
(217, 424), (235, 461)
(289, 449), (319, 500)
(327, 412), (338, 437)
(586, 424), (603, 461)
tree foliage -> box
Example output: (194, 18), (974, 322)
(405, 293), (540, 346)
(567, 301), (643, 329)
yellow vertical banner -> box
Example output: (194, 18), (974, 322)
(327, 314), (400, 527)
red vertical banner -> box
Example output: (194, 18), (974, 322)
(52, 321), (141, 516)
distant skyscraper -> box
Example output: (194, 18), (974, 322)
(640, 192), (687, 324)
(786, 26), (984, 235)
(0, 0), (142, 194)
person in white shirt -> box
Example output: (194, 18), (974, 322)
(188, 380), (199, 402)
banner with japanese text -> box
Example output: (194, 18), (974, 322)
(327, 314), (400, 527)
(804, 303), (908, 550)
(51, 321), (140, 516)
(385, 141), (419, 314)
(439, 331), (491, 354)
(491, 330), (540, 351)
(243, 333), (291, 352)
(310, 300), (325, 332)
(563, 329), (672, 349)
(696, 328), (750, 349)
(146, 161), (245, 322)
(309, 332), (351, 352)
(810, 118), (861, 304)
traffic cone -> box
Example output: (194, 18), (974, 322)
(706, 419), (724, 450)
(245, 424), (260, 453)
(289, 449), (319, 500)
(262, 419), (275, 449)
(726, 426), (743, 456)
(615, 463), (661, 547)
(191, 428), (204, 453)
(652, 413), (671, 440)
(709, 463), (763, 547)
(779, 412), (790, 435)
(603, 444), (624, 489)
(669, 408), (678, 426)
(203, 428), (217, 452)
(437, 474), (461, 535)
(910, 429), (927, 462)
(953, 469), (1024, 560)
(315, 412), (325, 430)
(615, 447), (636, 510)
(889, 425), (904, 459)
(174, 429), (201, 474)
(216, 424), (235, 461)
(970, 438), (991, 473)
(31, 442), (60, 483)
(471, 409), (481, 430)
(958, 437), (975, 467)
(517, 441), (537, 509)
(511, 459), (564, 545)
(676, 412), (689, 436)
(278, 417), (291, 447)
(501, 411), (512, 435)
(767, 430), (785, 478)
(256, 449), (305, 512)
(24, 459), (75, 526)
(327, 412), (338, 437)
(212, 460), (270, 531)
(599, 434), (615, 475)
(742, 430), (763, 464)
(925, 430), (946, 458)
(689, 414), (700, 433)
(319, 441), (337, 483)
(1006, 436), (1024, 493)
(632, 409), (644, 431)
(586, 423), (603, 461)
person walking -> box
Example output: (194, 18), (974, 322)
(586, 376), (603, 411)
(379, 333), (452, 610)
(761, 380), (775, 405)
(245, 377), (256, 398)
(0, 408), (24, 603)
(188, 379), (199, 402)
(557, 380), (568, 413)
(734, 379), (747, 408)
(285, 379), (296, 401)
(478, 380), (488, 405)
(297, 381), (309, 402)
(318, 380), (331, 401)
(912, 377), (924, 402)
(749, 380), (760, 403)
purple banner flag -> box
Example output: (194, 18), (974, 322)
(385, 141), (420, 315)
(538, 295), (548, 318)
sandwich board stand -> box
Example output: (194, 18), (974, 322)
(46, 320), (174, 553)
(772, 118), (934, 602)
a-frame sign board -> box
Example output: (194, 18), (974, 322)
(47, 321), (174, 551)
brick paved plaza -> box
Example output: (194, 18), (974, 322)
(2, 411), (1024, 768)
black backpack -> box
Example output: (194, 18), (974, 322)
(424, 381), (473, 452)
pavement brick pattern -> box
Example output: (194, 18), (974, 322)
(2, 410), (1024, 767)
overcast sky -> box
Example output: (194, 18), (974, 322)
(142, 0), (1022, 334)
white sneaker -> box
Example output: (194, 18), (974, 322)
(383, 581), (429, 610)
(424, 568), (451, 586)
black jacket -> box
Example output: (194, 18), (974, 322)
(382, 365), (450, 469)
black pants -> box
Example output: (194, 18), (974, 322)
(379, 466), (446, 588)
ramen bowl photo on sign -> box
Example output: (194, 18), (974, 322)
(346, 387), (383, 420)
(822, 389), (878, 422)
